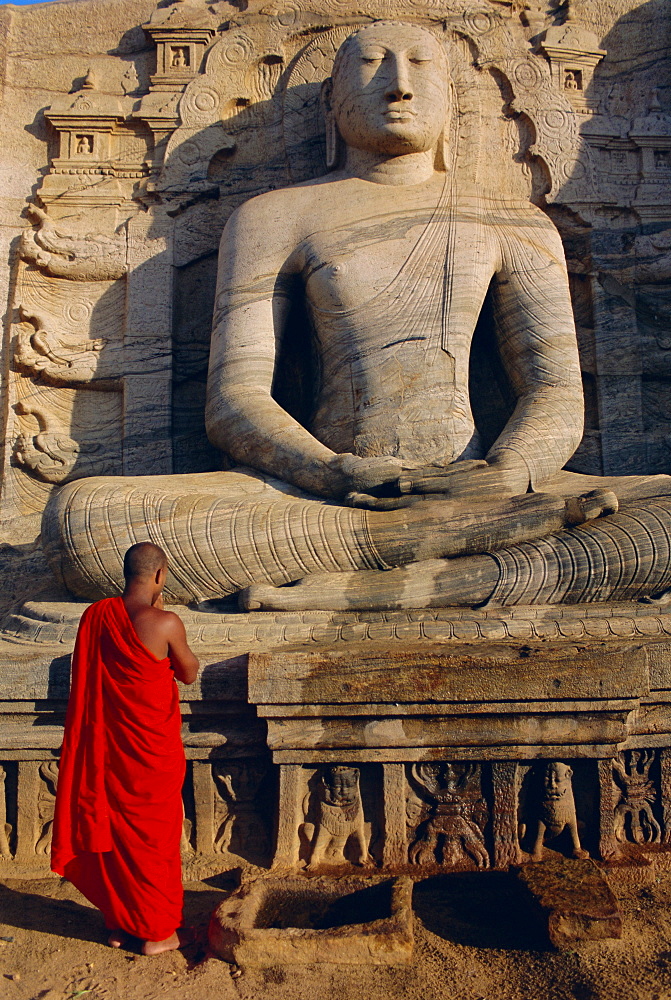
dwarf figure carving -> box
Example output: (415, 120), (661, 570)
(530, 761), (588, 862)
(409, 763), (489, 869)
(306, 765), (370, 871)
(35, 761), (59, 856)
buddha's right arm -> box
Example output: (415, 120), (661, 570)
(205, 195), (401, 499)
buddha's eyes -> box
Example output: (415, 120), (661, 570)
(360, 48), (386, 63)
(409, 49), (433, 64)
(359, 47), (434, 65)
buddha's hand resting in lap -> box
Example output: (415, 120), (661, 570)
(328, 455), (531, 507)
(397, 458), (531, 501)
(326, 453), (404, 499)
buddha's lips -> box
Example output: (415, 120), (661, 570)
(384, 109), (416, 121)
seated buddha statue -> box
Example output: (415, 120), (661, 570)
(43, 22), (671, 610)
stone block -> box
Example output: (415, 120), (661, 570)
(209, 876), (413, 967)
(516, 857), (622, 947)
(248, 642), (649, 706)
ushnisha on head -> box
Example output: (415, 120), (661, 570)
(323, 22), (451, 167)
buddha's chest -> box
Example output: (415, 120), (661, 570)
(302, 209), (441, 313)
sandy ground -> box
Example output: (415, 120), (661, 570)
(1, 858), (671, 1000)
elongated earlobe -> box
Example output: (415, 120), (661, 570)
(321, 77), (340, 170)
(325, 112), (338, 169)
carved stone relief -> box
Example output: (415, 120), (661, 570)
(35, 761), (59, 856)
(2, 0), (620, 529)
(613, 750), (662, 846)
(304, 765), (371, 871)
(20, 207), (127, 283)
(0, 767), (11, 859)
(522, 761), (589, 862)
(15, 305), (106, 386)
(212, 762), (270, 862)
(408, 763), (489, 869)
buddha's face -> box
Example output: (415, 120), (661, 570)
(330, 24), (449, 158)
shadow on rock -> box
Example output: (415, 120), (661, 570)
(413, 872), (550, 951)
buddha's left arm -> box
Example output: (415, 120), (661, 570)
(488, 208), (584, 488)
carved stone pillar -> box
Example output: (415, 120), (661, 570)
(659, 748), (671, 845)
(598, 758), (621, 860)
(491, 761), (522, 868)
(14, 762), (41, 862)
(272, 764), (303, 868)
(192, 760), (216, 855)
(382, 764), (407, 868)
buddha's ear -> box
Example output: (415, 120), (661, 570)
(434, 128), (448, 171)
(321, 77), (340, 170)
(434, 76), (456, 173)
(320, 76), (333, 113)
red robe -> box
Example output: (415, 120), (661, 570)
(51, 596), (185, 941)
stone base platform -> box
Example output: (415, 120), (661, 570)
(2, 592), (671, 876)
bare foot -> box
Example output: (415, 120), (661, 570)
(240, 575), (338, 612)
(142, 931), (180, 956)
(108, 929), (127, 948)
(565, 489), (618, 525)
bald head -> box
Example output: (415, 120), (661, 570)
(123, 542), (168, 582)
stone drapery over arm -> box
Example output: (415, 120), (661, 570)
(487, 203), (584, 488)
(205, 195), (344, 499)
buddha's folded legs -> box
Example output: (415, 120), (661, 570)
(242, 496), (671, 611)
(43, 466), (618, 605)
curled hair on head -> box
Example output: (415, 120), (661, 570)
(123, 541), (168, 581)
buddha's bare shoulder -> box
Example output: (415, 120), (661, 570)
(475, 189), (560, 232)
(227, 173), (350, 225)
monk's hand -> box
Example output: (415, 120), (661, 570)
(327, 453), (404, 499)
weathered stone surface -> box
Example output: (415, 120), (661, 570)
(248, 642), (649, 705)
(209, 876), (413, 966)
(516, 857), (622, 947)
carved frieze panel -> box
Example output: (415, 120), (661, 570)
(407, 762), (490, 870)
(613, 750), (663, 846)
(212, 762), (272, 863)
(5, 749), (671, 872)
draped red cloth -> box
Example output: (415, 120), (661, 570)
(51, 596), (185, 941)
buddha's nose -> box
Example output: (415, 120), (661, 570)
(385, 57), (413, 102)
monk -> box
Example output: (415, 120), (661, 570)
(51, 542), (199, 955)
